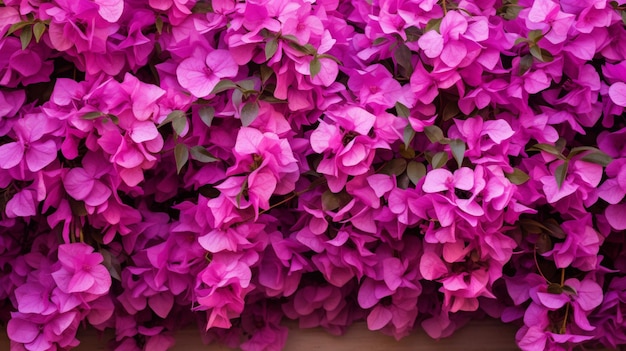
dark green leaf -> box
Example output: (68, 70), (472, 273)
(191, 2), (213, 13)
(394, 43), (413, 76)
(405, 26), (421, 42)
(158, 109), (185, 128)
(155, 16), (163, 35)
(280, 34), (300, 44)
(189, 145), (218, 163)
(442, 102), (460, 121)
(568, 146), (600, 158)
(395, 101), (410, 118)
(528, 29), (544, 43)
(6, 21), (30, 36)
(519, 54), (533, 75)
(240, 101), (259, 127)
(198, 106), (215, 128)
(403, 125), (415, 149)
(20, 25), (32, 50)
(174, 143), (188, 174)
(536, 233), (552, 254)
(407, 161), (426, 185)
(33, 22), (45, 43)
(321, 190), (352, 211)
(544, 218), (566, 239)
(431, 151), (448, 169)
(210, 79), (238, 94)
(562, 285), (577, 296)
(379, 158), (407, 176)
(539, 48), (554, 62)
(172, 114), (187, 136)
(520, 218), (544, 234)
(425, 17), (442, 32)
(555, 137), (567, 154)
(622, 10), (626, 26)
(372, 37), (388, 46)
(514, 37), (528, 46)
(505, 168), (530, 185)
(449, 139), (466, 168)
(580, 151), (612, 167)
(555, 161), (568, 189)
(310, 57), (321, 79)
(424, 125), (445, 143)
(528, 143), (563, 157)
(100, 249), (122, 281)
(81, 111), (103, 120)
(68, 198), (88, 217)
(547, 283), (563, 294)
(106, 114), (119, 125)
(260, 64), (273, 84)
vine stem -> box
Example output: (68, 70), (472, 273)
(533, 245), (551, 283)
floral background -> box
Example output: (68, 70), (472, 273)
(0, 0), (625, 350)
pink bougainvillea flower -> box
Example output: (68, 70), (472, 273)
(176, 49), (239, 98)
(63, 152), (113, 208)
(51, 243), (112, 295)
(0, 112), (59, 172)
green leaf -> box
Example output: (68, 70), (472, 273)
(425, 17), (442, 32)
(6, 21), (30, 36)
(158, 109), (185, 128)
(562, 285), (577, 296)
(394, 43), (413, 77)
(424, 125), (445, 143)
(20, 25), (32, 50)
(100, 249), (122, 281)
(544, 218), (566, 239)
(280, 34), (300, 44)
(172, 114), (187, 136)
(407, 161), (426, 185)
(547, 282), (563, 294)
(555, 161), (568, 189)
(504, 168), (530, 185)
(265, 37), (278, 61)
(514, 37), (528, 46)
(622, 10), (626, 26)
(237, 78), (257, 93)
(81, 111), (103, 120)
(449, 139), (466, 168)
(405, 26), (421, 42)
(373, 37), (388, 46)
(240, 101), (259, 127)
(530, 45), (553, 62)
(155, 16), (164, 35)
(321, 190), (352, 211)
(106, 114), (119, 124)
(528, 29), (544, 43)
(174, 143), (188, 174)
(198, 106), (215, 128)
(442, 102), (460, 121)
(379, 158), (407, 176)
(260, 65), (274, 84)
(33, 22), (45, 43)
(189, 145), (218, 163)
(580, 150), (612, 167)
(210, 79), (238, 95)
(528, 143), (563, 157)
(310, 57), (321, 79)
(403, 125), (415, 149)
(536, 233), (552, 254)
(395, 102), (410, 118)
(519, 54), (533, 75)
(431, 151), (448, 169)
(191, 2), (213, 13)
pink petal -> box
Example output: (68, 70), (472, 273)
(536, 291), (568, 309)
(149, 293), (174, 318)
(234, 127), (263, 155)
(341, 142), (367, 167)
(452, 167), (474, 191)
(311, 58), (339, 87)
(609, 82), (626, 107)
(0, 142), (24, 169)
(418, 31), (444, 58)
(96, 0), (124, 22)
(130, 121), (159, 143)
(64, 168), (95, 201)
(367, 305), (393, 330)
(5, 189), (36, 218)
(419, 252), (448, 280)
(440, 40), (467, 67)
(422, 168), (453, 193)
(482, 120), (515, 144)
(84, 181), (112, 207)
(7, 317), (39, 343)
(25, 140), (57, 171)
(606, 204), (626, 230)
(205, 50), (239, 78)
(67, 270), (95, 293)
(176, 57), (218, 97)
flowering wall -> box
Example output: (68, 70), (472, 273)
(1, 0), (625, 350)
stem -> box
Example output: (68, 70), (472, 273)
(442, 0), (448, 14)
(560, 303), (570, 334)
(533, 245), (550, 283)
(560, 268), (565, 286)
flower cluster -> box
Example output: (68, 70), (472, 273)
(0, 0), (625, 350)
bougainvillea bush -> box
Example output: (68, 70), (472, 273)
(1, 0), (625, 350)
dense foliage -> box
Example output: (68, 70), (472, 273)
(1, 0), (625, 350)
